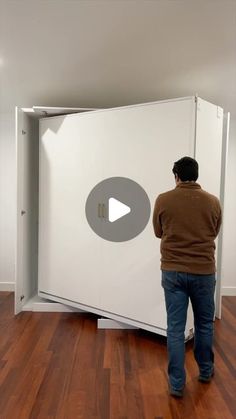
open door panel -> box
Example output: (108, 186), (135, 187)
(15, 107), (39, 313)
(15, 105), (99, 314)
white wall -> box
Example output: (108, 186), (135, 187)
(0, 112), (15, 290)
(1, 1), (236, 115)
(221, 118), (236, 295)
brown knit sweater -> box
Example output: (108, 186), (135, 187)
(152, 182), (222, 274)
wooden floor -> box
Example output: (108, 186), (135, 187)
(0, 293), (235, 419)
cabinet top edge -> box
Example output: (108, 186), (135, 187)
(38, 96), (197, 123)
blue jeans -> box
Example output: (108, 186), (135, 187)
(162, 270), (216, 390)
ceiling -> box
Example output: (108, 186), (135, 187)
(0, 0), (235, 116)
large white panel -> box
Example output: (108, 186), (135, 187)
(98, 99), (196, 327)
(38, 98), (196, 329)
(38, 114), (103, 308)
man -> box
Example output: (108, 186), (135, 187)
(152, 156), (222, 398)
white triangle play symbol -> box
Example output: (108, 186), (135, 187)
(108, 197), (131, 223)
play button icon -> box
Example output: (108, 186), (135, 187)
(85, 177), (151, 242)
(108, 198), (131, 222)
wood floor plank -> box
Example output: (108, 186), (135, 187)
(0, 293), (235, 418)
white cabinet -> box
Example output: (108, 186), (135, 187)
(15, 97), (226, 338)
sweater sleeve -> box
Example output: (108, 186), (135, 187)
(152, 196), (163, 238)
(215, 201), (222, 237)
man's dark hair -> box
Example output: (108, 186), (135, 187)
(172, 156), (199, 181)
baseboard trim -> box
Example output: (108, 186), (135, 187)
(221, 287), (236, 296)
(0, 282), (15, 292)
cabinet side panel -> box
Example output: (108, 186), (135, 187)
(195, 98), (224, 316)
(22, 115), (39, 303)
(195, 99), (223, 197)
(15, 107), (24, 314)
(15, 109), (39, 313)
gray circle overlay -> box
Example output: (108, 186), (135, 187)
(85, 177), (151, 242)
